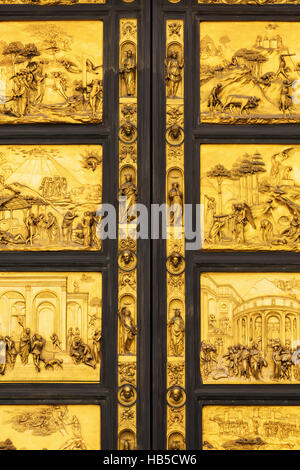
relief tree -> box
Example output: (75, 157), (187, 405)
(2, 41), (24, 74)
(239, 154), (254, 205)
(20, 43), (41, 64)
(251, 151), (266, 205)
(207, 164), (231, 214)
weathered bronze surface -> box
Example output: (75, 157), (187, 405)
(201, 272), (300, 384)
(203, 406), (300, 450)
(200, 22), (300, 124)
(0, 272), (102, 383)
(201, 144), (300, 251)
(0, 405), (100, 450)
(0, 21), (103, 124)
(0, 145), (102, 251)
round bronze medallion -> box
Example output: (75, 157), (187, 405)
(118, 384), (137, 407)
(166, 124), (184, 146)
(167, 386), (186, 409)
(166, 252), (185, 276)
(119, 122), (138, 144)
(118, 249), (138, 272)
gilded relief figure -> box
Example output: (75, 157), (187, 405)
(165, 50), (184, 98)
(200, 144), (300, 252)
(119, 306), (138, 355)
(0, 272), (102, 383)
(200, 23), (300, 124)
(119, 174), (138, 223)
(168, 183), (184, 225)
(201, 273), (300, 385)
(203, 406), (300, 450)
(0, 405), (100, 450)
(0, 145), (102, 251)
(0, 21), (103, 124)
(168, 309), (185, 357)
(120, 49), (137, 97)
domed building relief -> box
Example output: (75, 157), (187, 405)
(201, 273), (300, 384)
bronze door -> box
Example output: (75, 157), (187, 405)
(1, 0), (300, 452)
(153, 0), (300, 452)
(0, 0), (151, 451)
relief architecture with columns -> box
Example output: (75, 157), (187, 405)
(0, 272), (102, 383)
(201, 273), (300, 384)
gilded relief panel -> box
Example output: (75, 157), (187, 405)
(0, 272), (102, 383)
(0, 145), (102, 251)
(0, 21), (103, 124)
(203, 406), (300, 450)
(201, 272), (300, 384)
(0, 405), (100, 450)
(201, 144), (300, 252)
(200, 22), (300, 124)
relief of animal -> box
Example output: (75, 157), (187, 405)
(222, 95), (260, 115)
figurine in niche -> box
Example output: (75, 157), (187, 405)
(168, 308), (185, 356)
(119, 174), (138, 222)
(119, 430), (136, 451)
(165, 51), (184, 98)
(120, 49), (137, 96)
(168, 182), (184, 224)
(119, 306), (138, 354)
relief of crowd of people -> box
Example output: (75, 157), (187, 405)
(0, 323), (101, 376)
(203, 146), (300, 250)
(201, 339), (300, 382)
(0, 209), (101, 249)
(0, 22), (103, 124)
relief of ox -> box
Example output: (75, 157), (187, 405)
(222, 95), (260, 115)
